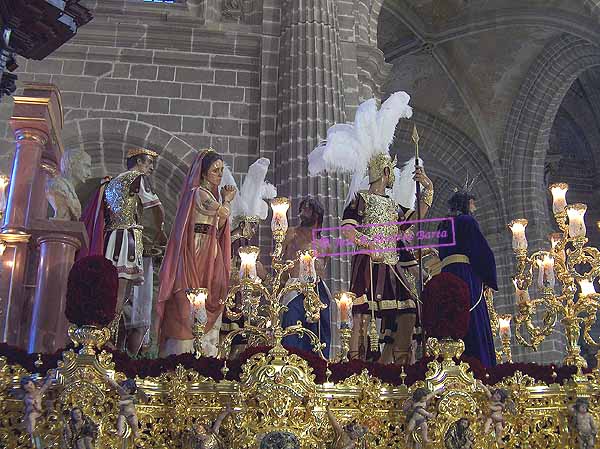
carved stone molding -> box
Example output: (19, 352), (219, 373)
(356, 43), (392, 100)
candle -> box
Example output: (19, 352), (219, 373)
(0, 240), (5, 256)
(512, 279), (530, 303)
(567, 204), (587, 238)
(239, 246), (260, 280)
(542, 254), (555, 288)
(270, 197), (290, 233)
(297, 249), (316, 283)
(579, 279), (596, 296)
(508, 219), (528, 250)
(186, 288), (208, 324)
(0, 174), (8, 216)
(335, 292), (355, 326)
(549, 183), (568, 214)
(536, 258), (544, 289)
(498, 315), (512, 338)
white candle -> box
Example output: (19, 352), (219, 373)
(498, 315), (512, 338)
(508, 219), (528, 250)
(186, 288), (208, 324)
(512, 279), (530, 303)
(335, 292), (355, 325)
(579, 279), (596, 297)
(239, 246), (260, 280)
(536, 258), (544, 289)
(0, 174), (8, 216)
(567, 204), (587, 238)
(542, 254), (555, 288)
(298, 250), (316, 283)
(549, 183), (568, 214)
(270, 197), (290, 233)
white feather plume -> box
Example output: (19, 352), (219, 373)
(219, 162), (243, 217)
(390, 157), (422, 210)
(376, 92), (413, 153)
(230, 157), (276, 220)
(307, 91), (417, 207)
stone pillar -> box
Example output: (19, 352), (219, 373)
(276, 0), (349, 291)
(28, 223), (85, 353)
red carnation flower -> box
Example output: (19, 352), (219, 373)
(65, 256), (118, 327)
(421, 272), (470, 339)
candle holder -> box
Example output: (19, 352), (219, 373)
(509, 182), (600, 370)
(334, 292), (355, 362)
(186, 288), (208, 359)
(219, 197), (325, 360)
(498, 314), (513, 363)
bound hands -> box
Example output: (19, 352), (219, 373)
(220, 185), (237, 203)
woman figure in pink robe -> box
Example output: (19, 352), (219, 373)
(155, 149), (236, 357)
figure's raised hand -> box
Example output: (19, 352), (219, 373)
(413, 166), (433, 189)
(221, 185), (237, 202)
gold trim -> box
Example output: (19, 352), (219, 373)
(127, 147), (159, 159)
(20, 82), (64, 127)
(341, 218), (359, 226)
(0, 232), (31, 243)
(440, 254), (470, 270)
(13, 94), (62, 133)
(353, 294), (416, 311)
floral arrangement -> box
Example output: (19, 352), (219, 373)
(421, 272), (470, 339)
(65, 256), (118, 327)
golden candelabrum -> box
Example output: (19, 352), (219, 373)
(219, 197), (338, 360)
(509, 182), (600, 369)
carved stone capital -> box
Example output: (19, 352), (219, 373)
(356, 44), (392, 100)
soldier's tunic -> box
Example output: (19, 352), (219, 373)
(341, 191), (419, 329)
(103, 170), (161, 285)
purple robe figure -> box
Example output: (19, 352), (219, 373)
(437, 189), (498, 368)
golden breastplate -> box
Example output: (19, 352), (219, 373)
(104, 171), (143, 231)
(360, 192), (399, 265)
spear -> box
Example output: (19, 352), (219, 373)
(412, 125), (425, 355)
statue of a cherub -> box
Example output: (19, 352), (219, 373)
(326, 405), (368, 449)
(569, 398), (597, 449)
(11, 375), (53, 448)
(106, 377), (148, 439)
(403, 387), (438, 448)
(477, 380), (513, 445)
(63, 407), (99, 449)
(444, 418), (474, 449)
(184, 403), (234, 449)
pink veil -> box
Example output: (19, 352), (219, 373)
(155, 149), (231, 342)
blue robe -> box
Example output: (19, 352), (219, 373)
(438, 213), (498, 368)
(282, 280), (332, 359)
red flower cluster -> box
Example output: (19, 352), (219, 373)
(65, 256), (118, 327)
(421, 272), (470, 339)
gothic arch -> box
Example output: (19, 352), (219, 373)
(61, 117), (196, 224)
(503, 34), (600, 245)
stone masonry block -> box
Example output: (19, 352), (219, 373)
(62, 92), (82, 108)
(170, 99), (211, 116)
(50, 74), (96, 92)
(182, 116), (204, 133)
(201, 85), (244, 102)
(182, 83), (202, 99)
(138, 113), (182, 133)
(82, 93), (106, 109)
(119, 48), (153, 65)
(112, 63), (130, 78)
(153, 51), (210, 68)
(137, 80), (181, 98)
(84, 61), (113, 77)
(210, 55), (258, 72)
(62, 60), (85, 75)
(97, 78), (137, 95)
(105, 95), (119, 110)
(149, 98), (170, 114)
(206, 118), (241, 136)
(158, 66), (175, 81)
(175, 67), (214, 84)
(131, 65), (158, 80)
(215, 70), (237, 86)
(120, 96), (149, 112)
(212, 102), (229, 117)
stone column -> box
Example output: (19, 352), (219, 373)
(28, 230), (83, 353)
(276, 0), (349, 291)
